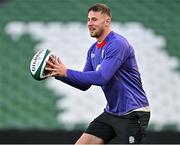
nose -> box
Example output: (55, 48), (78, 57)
(87, 19), (93, 26)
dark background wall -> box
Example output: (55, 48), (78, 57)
(0, 130), (180, 144)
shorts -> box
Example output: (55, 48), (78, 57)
(85, 111), (150, 144)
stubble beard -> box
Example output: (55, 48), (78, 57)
(90, 27), (104, 39)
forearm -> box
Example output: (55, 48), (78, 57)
(55, 76), (91, 91)
(66, 69), (108, 86)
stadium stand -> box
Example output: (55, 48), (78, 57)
(0, 0), (180, 134)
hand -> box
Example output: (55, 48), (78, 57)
(45, 55), (67, 77)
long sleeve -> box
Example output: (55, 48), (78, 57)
(56, 31), (150, 116)
(65, 40), (130, 86)
(66, 58), (121, 86)
(55, 48), (93, 91)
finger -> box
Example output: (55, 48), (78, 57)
(44, 67), (56, 71)
(51, 55), (59, 65)
(46, 60), (56, 67)
(49, 55), (54, 60)
(54, 55), (57, 61)
(57, 57), (61, 63)
(46, 72), (59, 77)
(49, 55), (56, 64)
(55, 57), (61, 64)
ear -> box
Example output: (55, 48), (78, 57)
(105, 18), (111, 26)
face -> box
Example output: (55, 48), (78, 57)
(87, 11), (110, 38)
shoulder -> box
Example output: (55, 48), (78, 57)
(109, 32), (129, 48)
(107, 32), (134, 53)
(89, 42), (96, 50)
(104, 32), (135, 60)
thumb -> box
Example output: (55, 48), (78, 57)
(57, 57), (61, 63)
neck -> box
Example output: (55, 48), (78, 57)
(97, 28), (111, 43)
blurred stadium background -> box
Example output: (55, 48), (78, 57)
(0, 0), (180, 143)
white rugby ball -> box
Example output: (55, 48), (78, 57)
(30, 49), (53, 80)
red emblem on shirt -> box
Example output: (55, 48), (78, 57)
(96, 41), (106, 48)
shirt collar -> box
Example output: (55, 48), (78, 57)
(96, 31), (113, 49)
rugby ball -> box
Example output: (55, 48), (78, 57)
(30, 49), (53, 80)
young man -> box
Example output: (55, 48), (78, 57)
(46, 3), (150, 144)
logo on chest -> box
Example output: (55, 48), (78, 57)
(91, 53), (95, 58)
(91, 49), (105, 59)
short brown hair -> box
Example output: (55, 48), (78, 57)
(88, 3), (112, 18)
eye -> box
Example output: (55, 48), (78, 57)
(92, 17), (97, 21)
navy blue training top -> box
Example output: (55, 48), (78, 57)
(56, 31), (149, 116)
